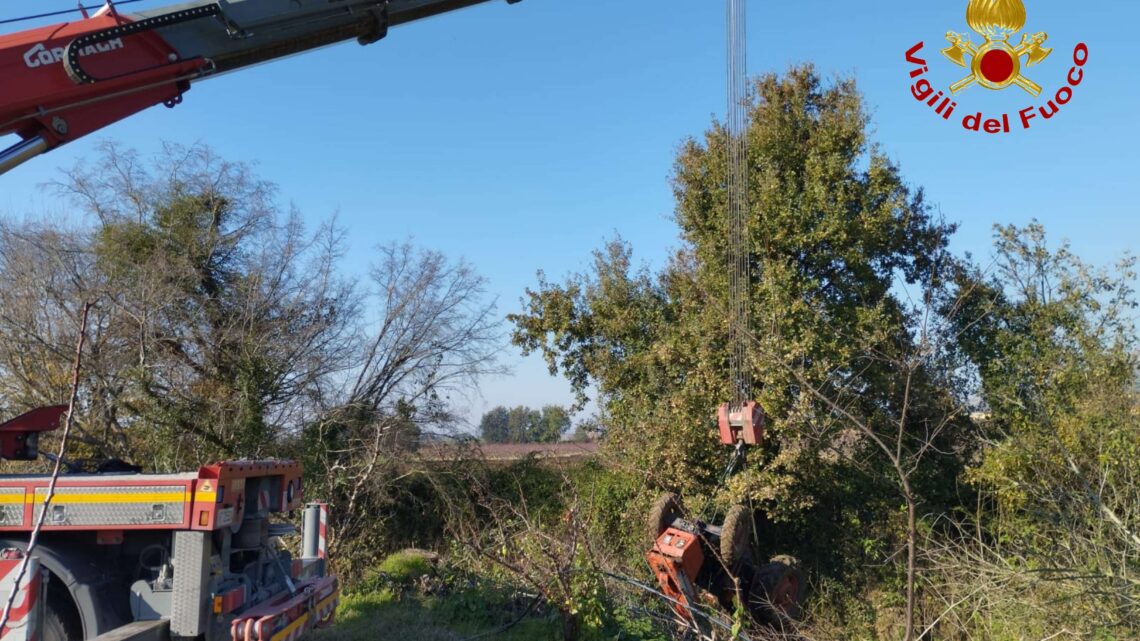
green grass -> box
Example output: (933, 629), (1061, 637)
(310, 588), (561, 641)
(311, 551), (671, 641)
(312, 551), (562, 640)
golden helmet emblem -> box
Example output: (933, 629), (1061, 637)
(942, 0), (1053, 96)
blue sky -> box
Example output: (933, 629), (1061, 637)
(2, 0), (1137, 429)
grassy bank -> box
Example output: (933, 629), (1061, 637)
(310, 589), (559, 641)
(311, 550), (669, 641)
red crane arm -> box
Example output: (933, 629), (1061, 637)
(0, 0), (516, 176)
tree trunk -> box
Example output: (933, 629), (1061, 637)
(904, 481), (917, 641)
(560, 610), (580, 641)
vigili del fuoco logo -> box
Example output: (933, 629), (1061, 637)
(906, 0), (1088, 134)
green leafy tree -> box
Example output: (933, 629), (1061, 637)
(533, 404), (572, 443)
(480, 404), (572, 443)
(509, 66), (962, 575)
(506, 406), (539, 442)
(0, 142), (355, 467)
(479, 406), (511, 443)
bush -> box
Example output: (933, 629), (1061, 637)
(378, 550), (434, 580)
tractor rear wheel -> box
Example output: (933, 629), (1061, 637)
(646, 492), (683, 544)
(751, 556), (804, 625)
(719, 505), (754, 569)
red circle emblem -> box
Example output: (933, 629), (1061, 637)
(979, 49), (1015, 83)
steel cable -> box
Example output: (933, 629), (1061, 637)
(727, 0), (751, 409)
(1, 1), (148, 26)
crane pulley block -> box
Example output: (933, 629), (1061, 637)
(717, 401), (764, 446)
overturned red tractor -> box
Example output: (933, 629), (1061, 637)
(645, 402), (805, 630)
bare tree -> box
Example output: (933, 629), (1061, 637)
(350, 242), (503, 419)
(304, 241), (504, 561)
(0, 221), (127, 459)
(0, 143), (507, 582)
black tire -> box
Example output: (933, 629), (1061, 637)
(646, 492), (683, 544)
(719, 505), (754, 569)
(43, 592), (83, 641)
(750, 556), (805, 625)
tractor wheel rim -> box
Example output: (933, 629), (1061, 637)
(773, 573), (799, 611)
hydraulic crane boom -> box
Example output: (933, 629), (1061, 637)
(0, 0), (519, 176)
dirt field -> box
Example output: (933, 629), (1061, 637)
(418, 441), (599, 462)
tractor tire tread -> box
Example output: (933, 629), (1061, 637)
(719, 504), (754, 569)
(646, 492), (683, 544)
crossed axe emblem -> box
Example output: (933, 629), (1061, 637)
(942, 31), (1053, 96)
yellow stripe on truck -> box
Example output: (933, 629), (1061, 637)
(27, 491), (187, 505)
(193, 491), (217, 503)
(270, 612), (309, 641)
(267, 593), (335, 641)
(0, 494), (24, 505)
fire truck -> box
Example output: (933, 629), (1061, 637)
(0, 406), (336, 641)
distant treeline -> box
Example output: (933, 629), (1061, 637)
(478, 405), (573, 444)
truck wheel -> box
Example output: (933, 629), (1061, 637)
(646, 493), (683, 544)
(43, 590), (83, 641)
(719, 505), (753, 569)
